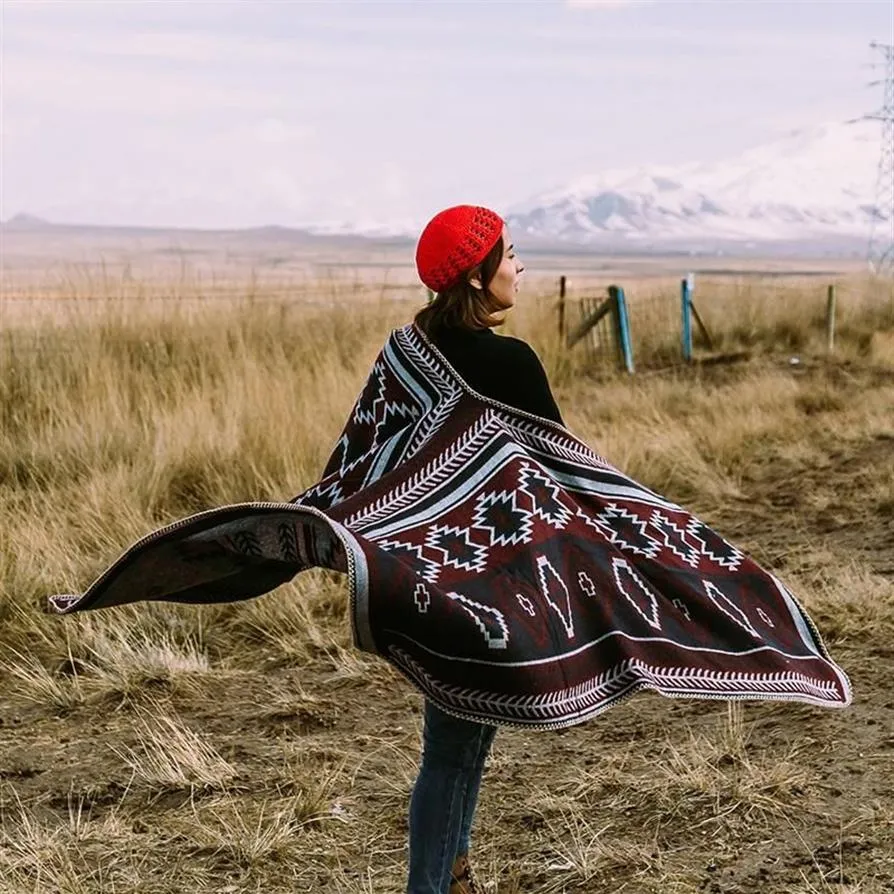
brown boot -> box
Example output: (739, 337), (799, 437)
(449, 853), (481, 894)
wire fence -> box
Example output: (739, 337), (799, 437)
(558, 273), (893, 372)
(3, 273), (892, 372)
(573, 295), (619, 368)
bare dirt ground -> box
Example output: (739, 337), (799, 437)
(1, 358), (892, 894)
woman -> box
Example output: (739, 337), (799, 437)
(48, 208), (851, 894)
(408, 205), (562, 893)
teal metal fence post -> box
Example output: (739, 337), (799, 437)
(609, 284), (635, 374)
(681, 274), (693, 362)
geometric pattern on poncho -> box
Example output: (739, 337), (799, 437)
(47, 323), (852, 728)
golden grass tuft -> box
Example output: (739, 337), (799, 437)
(2, 651), (88, 713)
(794, 560), (894, 645)
(112, 711), (237, 792)
(171, 792), (334, 867)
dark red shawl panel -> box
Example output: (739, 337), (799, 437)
(49, 323), (851, 728)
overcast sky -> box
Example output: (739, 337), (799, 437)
(2, 0), (891, 230)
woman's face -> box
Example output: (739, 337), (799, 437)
(472, 226), (524, 311)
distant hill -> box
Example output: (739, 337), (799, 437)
(3, 213), (53, 230)
(504, 119), (882, 254)
(0, 214), (413, 248)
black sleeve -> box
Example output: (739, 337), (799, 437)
(494, 338), (565, 426)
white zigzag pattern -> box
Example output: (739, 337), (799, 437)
(329, 432), (376, 480)
(376, 538), (443, 583)
(649, 511), (703, 568)
(506, 419), (616, 469)
(332, 358), (421, 479)
(580, 503), (662, 558)
(293, 478), (344, 510)
(346, 335), (456, 480)
(673, 598), (692, 621)
(396, 328), (465, 462)
(342, 414), (498, 529)
(518, 463), (573, 529)
(389, 648), (843, 726)
(685, 519), (744, 571)
(352, 360), (419, 434)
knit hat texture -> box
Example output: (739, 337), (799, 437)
(415, 205), (504, 293)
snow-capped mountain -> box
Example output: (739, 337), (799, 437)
(506, 120), (885, 249)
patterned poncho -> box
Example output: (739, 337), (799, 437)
(49, 323), (852, 728)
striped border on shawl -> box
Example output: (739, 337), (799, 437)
(389, 647), (847, 730)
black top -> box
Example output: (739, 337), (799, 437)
(426, 325), (564, 426)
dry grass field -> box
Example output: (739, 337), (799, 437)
(1, 267), (893, 893)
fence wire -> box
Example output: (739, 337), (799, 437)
(4, 275), (891, 371)
(559, 274), (893, 371)
(573, 295), (618, 368)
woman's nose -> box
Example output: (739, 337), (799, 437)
(517, 263), (525, 275)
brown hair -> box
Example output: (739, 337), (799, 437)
(413, 236), (506, 336)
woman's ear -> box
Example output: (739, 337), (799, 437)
(467, 268), (483, 290)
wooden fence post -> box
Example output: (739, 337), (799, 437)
(681, 275), (693, 362)
(826, 284), (836, 354)
(558, 275), (567, 341)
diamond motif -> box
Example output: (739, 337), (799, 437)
(519, 464), (573, 529)
(612, 557), (661, 630)
(424, 524), (489, 575)
(472, 490), (535, 546)
(577, 503), (662, 558)
(757, 607), (775, 628)
(704, 582), (758, 637)
(515, 593), (537, 617)
(535, 555), (575, 639)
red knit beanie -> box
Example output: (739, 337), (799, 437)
(415, 205), (504, 293)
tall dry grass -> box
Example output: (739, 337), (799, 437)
(2, 272), (892, 659)
(1, 271), (893, 893)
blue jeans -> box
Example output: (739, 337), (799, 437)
(406, 700), (498, 894)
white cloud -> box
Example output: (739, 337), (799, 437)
(5, 53), (289, 116)
(566, 0), (651, 7)
(0, 112), (340, 228)
(11, 25), (305, 66)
